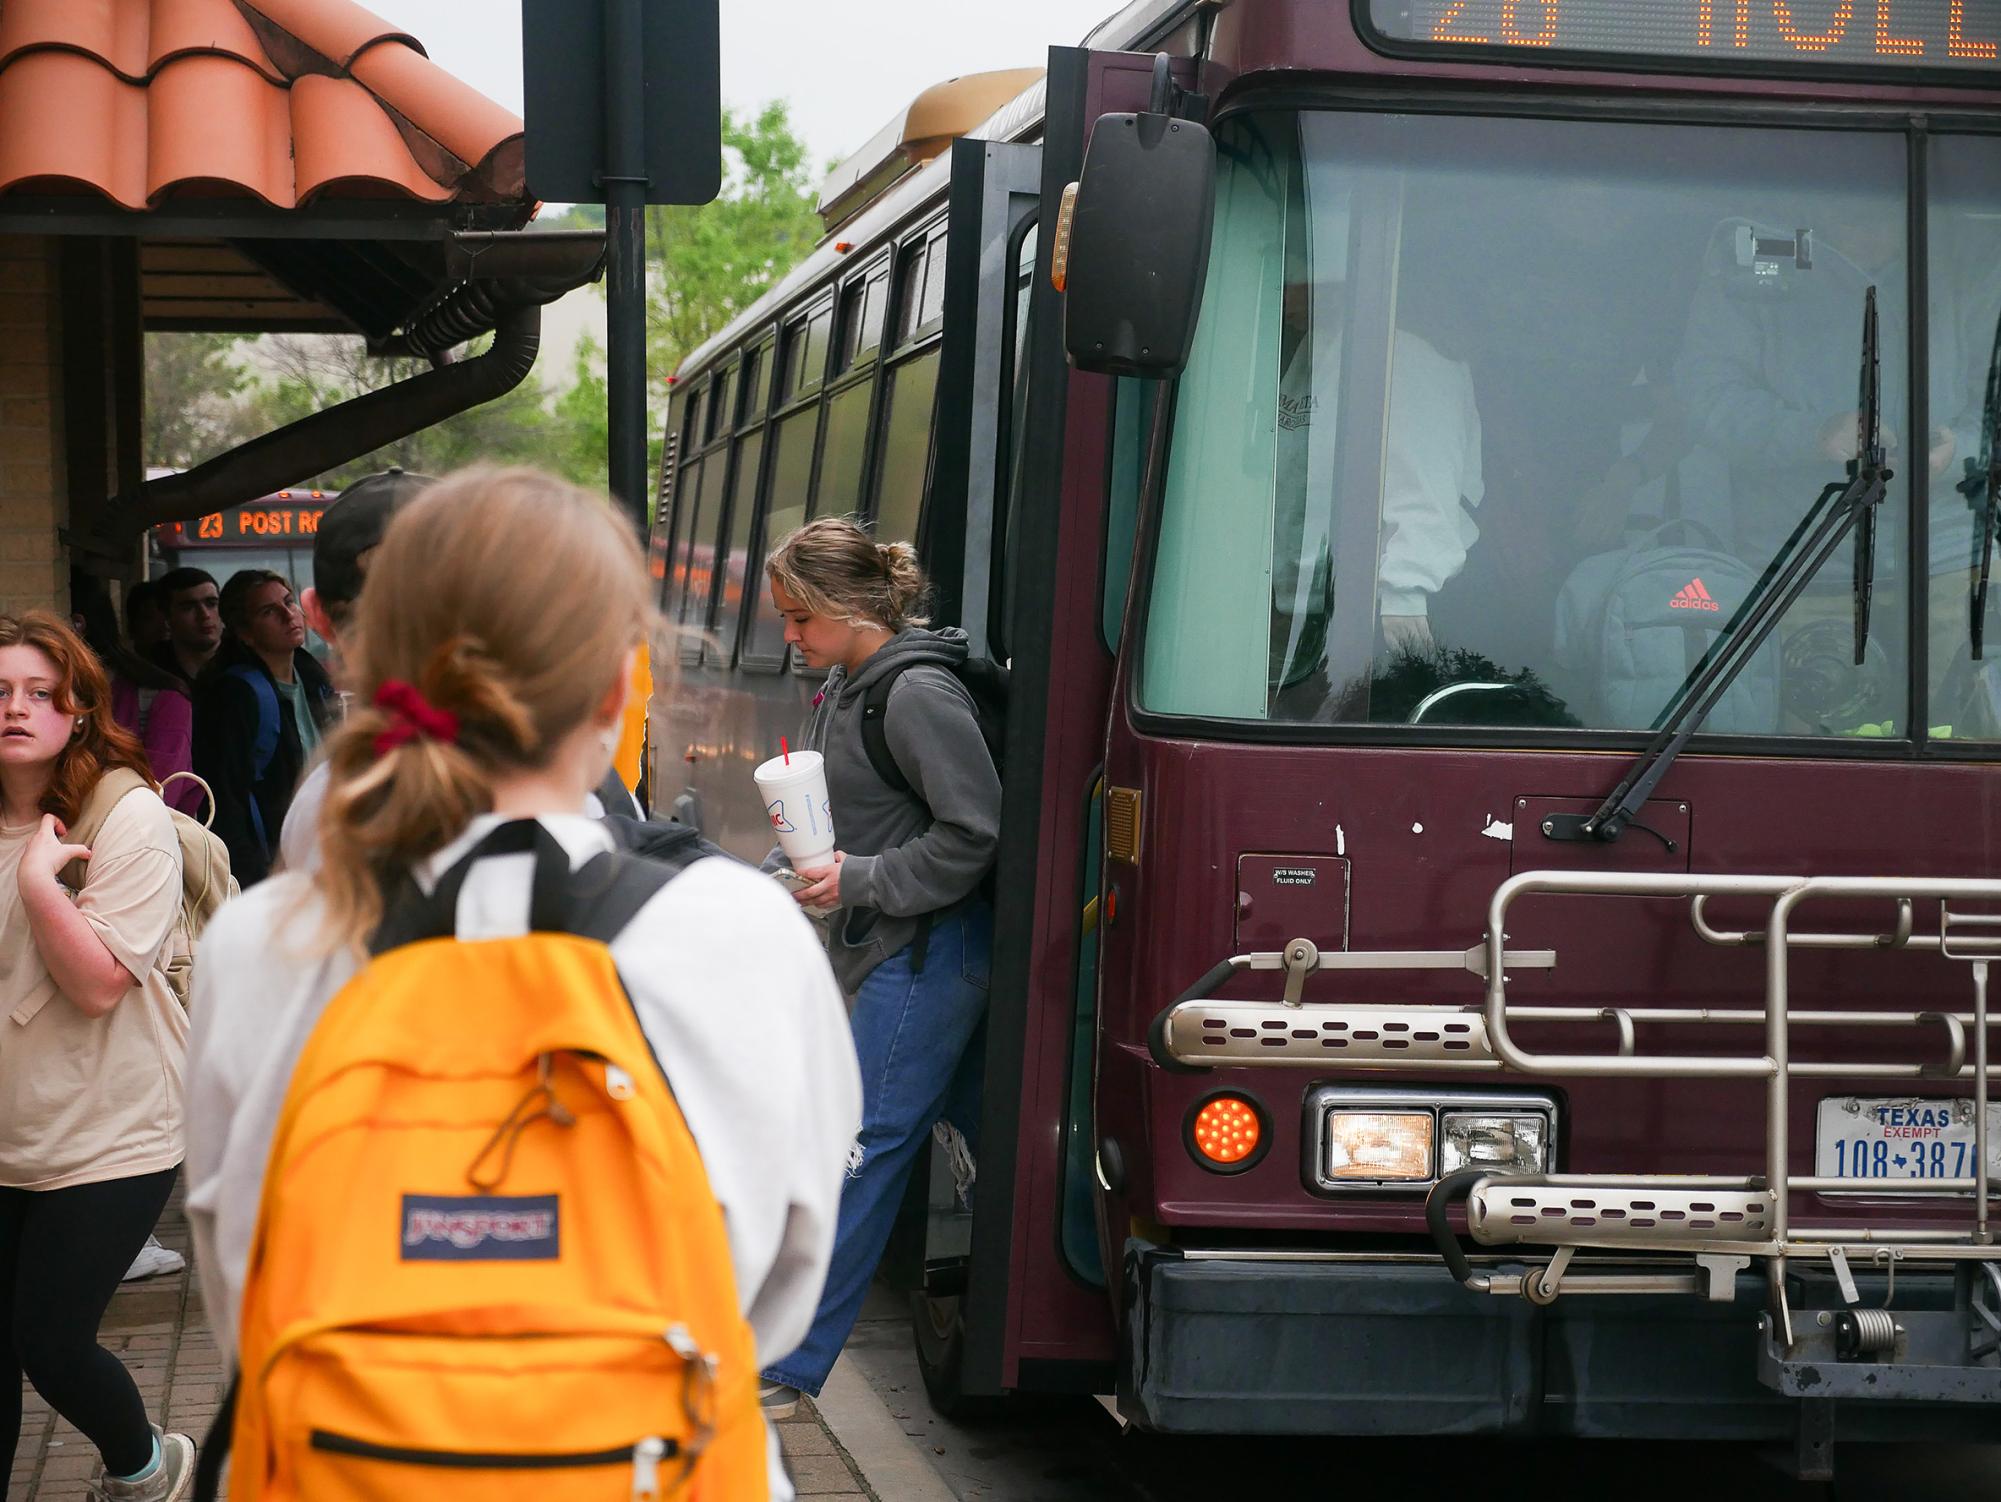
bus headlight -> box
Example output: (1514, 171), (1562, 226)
(1439, 1111), (1549, 1177)
(1323, 1111), (1433, 1182)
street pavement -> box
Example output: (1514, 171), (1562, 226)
(16, 1198), (1997, 1501)
(839, 1284), (2001, 1502)
(9, 1184), (878, 1500)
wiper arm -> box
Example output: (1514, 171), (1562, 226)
(1548, 288), (1893, 846)
(1851, 285), (1888, 665)
(1957, 307), (2001, 659)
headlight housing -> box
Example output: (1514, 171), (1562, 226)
(1306, 1087), (1557, 1192)
(1440, 1111), (1549, 1177)
(1323, 1111), (1434, 1182)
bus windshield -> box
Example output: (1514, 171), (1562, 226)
(1142, 109), (1999, 740)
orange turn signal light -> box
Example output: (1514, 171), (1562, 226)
(1191, 1095), (1262, 1168)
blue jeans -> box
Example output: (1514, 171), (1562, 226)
(763, 904), (991, 1396)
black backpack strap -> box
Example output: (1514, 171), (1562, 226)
(369, 820), (545, 956)
(372, 820), (680, 956)
(192, 1373), (236, 1502)
(562, 850), (679, 946)
(370, 820), (541, 955)
(859, 666), (913, 795)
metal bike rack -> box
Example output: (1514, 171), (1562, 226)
(1431, 871), (2001, 1408)
(1146, 868), (2001, 1403)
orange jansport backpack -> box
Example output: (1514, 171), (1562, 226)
(200, 821), (765, 1501)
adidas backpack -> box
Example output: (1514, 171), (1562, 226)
(201, 821), (765, 1501)
(1554, 518), (1781, 735)
(61, 766), (235, 1007)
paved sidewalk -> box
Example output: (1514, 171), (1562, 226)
(10, 1186), (875, 1500)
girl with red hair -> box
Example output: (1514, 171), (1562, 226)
(0, 610), (195, 1500)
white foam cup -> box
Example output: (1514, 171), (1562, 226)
(754, 750), (837, 868)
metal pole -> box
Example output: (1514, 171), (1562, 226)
(1976, 959), (1991, 1245)
(603, 0), (649, 534)
(1766, 888), (1799, 1246)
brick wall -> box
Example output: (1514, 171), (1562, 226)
(0, 235), (66, 618)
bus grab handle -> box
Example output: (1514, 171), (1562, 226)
(1425, 1169), (1489, 1288)
(1145, 959), (1247, 1074)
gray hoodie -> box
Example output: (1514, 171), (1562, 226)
(768, 627), (1001, 994)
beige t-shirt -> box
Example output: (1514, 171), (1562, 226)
(0, 789), (188, 1189)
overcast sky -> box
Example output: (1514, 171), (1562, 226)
(373, 1), (1103, 171)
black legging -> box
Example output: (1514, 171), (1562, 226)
(0, 1167), (177, 1490)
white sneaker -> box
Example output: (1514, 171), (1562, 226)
(759, 1382), (800, 1421)
(121, 1236), (185, 1282)
(89, 1427), (194, 1501)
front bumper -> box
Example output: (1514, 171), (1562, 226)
(1119, 1241), (1996, 1440)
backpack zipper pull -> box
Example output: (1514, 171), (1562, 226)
(630, 1436), (666, 1500)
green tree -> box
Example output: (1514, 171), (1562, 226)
(242, 332), (610, 491)
(643, 102), (823, 386)
(143, 333), (262, 469)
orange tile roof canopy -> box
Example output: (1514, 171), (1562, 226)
(0, 0), (525, 211)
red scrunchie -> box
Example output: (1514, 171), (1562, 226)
(371, 680), (460, 759)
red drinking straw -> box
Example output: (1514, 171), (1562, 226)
(781, 736), (790, 765)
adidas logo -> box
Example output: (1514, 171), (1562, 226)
(1670, 577), (1721, 612)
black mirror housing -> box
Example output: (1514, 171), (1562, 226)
(1062, 110), (1216, 379)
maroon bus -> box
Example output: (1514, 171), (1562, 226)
(648, 0), (2001, 1469)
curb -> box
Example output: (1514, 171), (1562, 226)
(813, 1354), (958, 1502)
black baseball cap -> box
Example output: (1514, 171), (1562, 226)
(312, 467), (433, 612)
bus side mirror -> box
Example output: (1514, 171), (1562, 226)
(1058, 110), (1215, 379)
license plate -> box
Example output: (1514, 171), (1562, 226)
(1815, 1096), (2001, 1185)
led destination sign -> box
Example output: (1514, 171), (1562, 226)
(1369, 0), (2001, 73)
(154, 493), (328, 548)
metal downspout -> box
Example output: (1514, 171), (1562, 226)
(122, 301), (542, 535)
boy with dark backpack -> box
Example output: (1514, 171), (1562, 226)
(192, 571), (334, 886)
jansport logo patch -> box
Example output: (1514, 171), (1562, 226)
(400, 1194), (560, 1261)
(1669, 578), (1721, 612)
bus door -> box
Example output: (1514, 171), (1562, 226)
(937, 43), (1205, 1403)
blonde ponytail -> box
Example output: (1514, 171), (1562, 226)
(305, 467), (653, 952)
(766, 516), (933, 632)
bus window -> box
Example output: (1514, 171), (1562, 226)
(994, 220), (1041, 659)
(817, 377), (874, 517)
(661, 395), (703, 617)
(705, 365), (735, 444)
(861, 269), (888, 355)
(893, 227), (949, 346)
(872, 348), (940, 547)
(677, 451), (731, 664)
(741, 400), (822, 665)
(917, 225), (950, 330)
(739, 342), (770, 421)
(1141, 109), (1911, 738)
(1103, 379), (1155, 651)
(707, 426), (767, 665)
(1926, 135), (2001, 743)
(893, 239), (928, 345)
(667, 453), (702, 615)
(835, 266), (888, 375)
(782, 303), (834, 401)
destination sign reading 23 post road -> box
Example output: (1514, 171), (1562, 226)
(1369, 0), (2001, 74)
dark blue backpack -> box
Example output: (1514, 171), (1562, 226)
(223, 663), (282, 859)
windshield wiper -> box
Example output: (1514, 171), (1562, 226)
(1957, 307), (2001, 659)
(1548, 288), (1893, 846)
